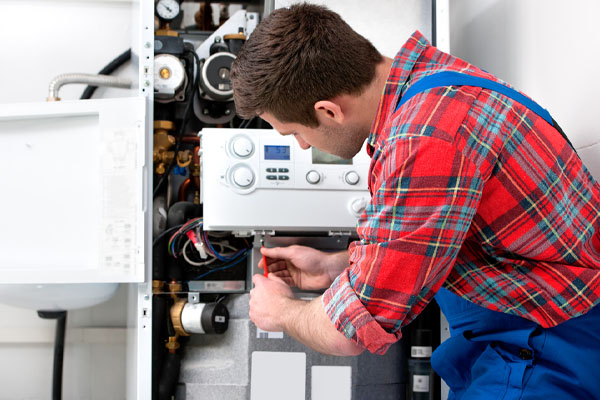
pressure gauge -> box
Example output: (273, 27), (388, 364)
(156, 0), (180, 22)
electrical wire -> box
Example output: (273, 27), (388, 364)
(166, 217), (251, 280)
(153, 224), (185, 247)
(182, 239), (218, 267)
(190, 253), (249, 280)
(238, 116), (256, 129)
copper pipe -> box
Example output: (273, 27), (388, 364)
(181, 137), (200, 144)
(193, 146), (200, 188)
(179, 178), (192, 201)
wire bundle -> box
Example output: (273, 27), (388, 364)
(167, 218), (250, 280)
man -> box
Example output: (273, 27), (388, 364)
(231, 4), (600, 398)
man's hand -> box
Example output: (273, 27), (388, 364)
(259, 245), (349, 290)
(249, 273), (364, 356)
(249, 273), (295, 332)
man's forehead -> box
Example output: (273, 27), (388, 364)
(259, 112), (293, 132)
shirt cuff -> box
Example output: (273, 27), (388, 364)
(322, 269), (400, 355)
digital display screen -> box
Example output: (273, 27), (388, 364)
(311, 147), (352, 165)
(264, 145), (290, 160)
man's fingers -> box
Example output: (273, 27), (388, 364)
(265, 260), (288, 272)
(260, 246), (295, 261)
(252, 274), (267, 285)
(268, 273), (290, 286)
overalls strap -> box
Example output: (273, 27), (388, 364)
(395, 70), (574, 150)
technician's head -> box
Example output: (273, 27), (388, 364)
(230, 3), (383, 158)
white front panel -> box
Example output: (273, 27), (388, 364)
(201, 128), (371, 232)
(0, 97), (146, 283)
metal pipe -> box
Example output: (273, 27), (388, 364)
(47, 73), (132, 101)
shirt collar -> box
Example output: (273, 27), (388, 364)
(366, 31), (431, 153)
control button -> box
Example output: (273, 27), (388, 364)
(231, 136), (254, 158)
(349, 197), (368, 216)
(306, 170), (321, 184)
(278, 168), (289, 173)
(344, 170), (360, 185)
(266, 168), (277, 173)
(266, 175), (277, 180)
(231, 165), (255, 188)
(278, 175), (289, 180)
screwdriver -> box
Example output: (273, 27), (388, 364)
(260, 238), (268, 277)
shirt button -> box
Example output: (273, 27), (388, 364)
(518, 348), (533, 360)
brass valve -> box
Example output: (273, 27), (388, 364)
(170, 299), (190, 337)
(165, 336), (181, 353)
(153, 120), (176, 175)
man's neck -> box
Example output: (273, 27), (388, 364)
(361, 57), (394, 132)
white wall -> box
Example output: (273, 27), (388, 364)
(449, 0), (600, 179)
(275, 0), (433, 58)
(0, 1), (136, 398)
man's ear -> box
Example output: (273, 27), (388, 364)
(314, 100), (344, 125)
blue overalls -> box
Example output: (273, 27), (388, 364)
(397, 72), (600, 399)
(433, 288), (600, 399)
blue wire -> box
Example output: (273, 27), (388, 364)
(202, 230), (247, 262)
(190, 252), (249, 280)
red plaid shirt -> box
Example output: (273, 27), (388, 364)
(322, 31), (600, 354)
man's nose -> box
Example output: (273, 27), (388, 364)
(295, 135), (311, 149)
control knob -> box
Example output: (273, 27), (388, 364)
(231, 136), (254, 158)
(306, 170), (321, 184)
(344, 171), (360, 185)
(349, 197), (368, 216)
(231, 165), (255, 188)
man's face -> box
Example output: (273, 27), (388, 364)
(259, 112), (366, 159)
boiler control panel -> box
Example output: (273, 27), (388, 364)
(200, 128), (371, 232)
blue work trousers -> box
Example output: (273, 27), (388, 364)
(431, 288), (600, 399)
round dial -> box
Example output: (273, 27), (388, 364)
(350, 197), (367, 216)
(230, 136), (254, 158)
(156, 0), (180, 21)
(344, 171), (360, 185)
(231, 165), (255, 188)
(306, 170), (321, 185)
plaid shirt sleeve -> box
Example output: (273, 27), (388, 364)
(322, 135), (484, 354)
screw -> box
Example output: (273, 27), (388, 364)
(144, 80), (151, 87)
(144, 295), (150, 301)
(144, 42), (151, 48)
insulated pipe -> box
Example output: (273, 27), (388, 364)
(47, 74), (132, 101)
(81, 48), (131, 99)
(37, 310), (67, 400)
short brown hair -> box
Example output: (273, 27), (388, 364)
(231, 3), (383, 127)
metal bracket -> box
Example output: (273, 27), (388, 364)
(188, 292), (200, 304)
(233, 229), (275, 238)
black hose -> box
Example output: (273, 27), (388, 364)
(152, 296), (168, 400)
(80, 48), (132, 100)
(38, 310), (67, 400)
(158, 352), (182, 400)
